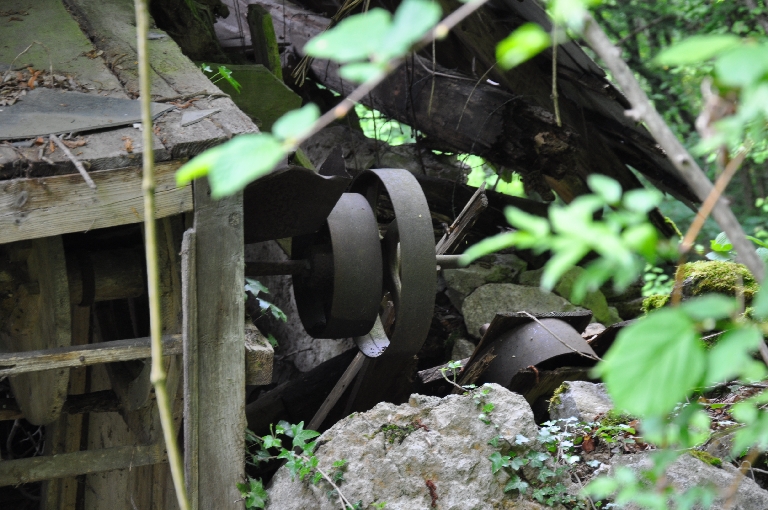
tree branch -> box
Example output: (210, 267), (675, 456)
(581, 13), (765, 283)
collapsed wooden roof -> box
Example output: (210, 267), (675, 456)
(239, 0), (697, 234)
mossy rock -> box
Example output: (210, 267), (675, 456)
(642, 294), (669, 314)
(676, 261), (759, 302)
(688, 449), (723, 467)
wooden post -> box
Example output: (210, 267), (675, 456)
(193, 179), (245, 509)
(247, 4), (283, 80)
(181, 229), (199, 510)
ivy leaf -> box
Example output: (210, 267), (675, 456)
(489, 452), (511, 473)
(291, 422), (321, 450)
(303, 9), (392, 63)
(653, 34), (741, 66)
(594, 308), (705, 417)
(272, 104), (320, 144)
(496, 23), (551, 70)
(504, 474), (529, 493)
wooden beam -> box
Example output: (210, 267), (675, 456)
(0, 443), (167, 487)
(181, 228), (200, 510)
(0, 162), (191, 244)
(0, 335), (182, 377)
(194, 179), (245, 509)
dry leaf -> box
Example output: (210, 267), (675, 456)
(34, 137), (44, 145)
(49, 140), (55, 153)
(62, 138), (86, 148)
(582, 435), (596, 453)
(122, 136), (134, 153)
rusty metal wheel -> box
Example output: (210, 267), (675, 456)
(292, 193), (383, 339)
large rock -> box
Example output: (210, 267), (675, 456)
(461, 283), (585, 338)
(549, 381), (613, 423)
(443, 254), (528, 309)
(267, 384), (548, 510)
(518, 267), (621, 326)
(611, 453), (768, 510)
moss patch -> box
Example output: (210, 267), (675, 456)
(378, 424), (416, 445)
(688, 449), (723, 467)
(548, 382), (569, 413)
(599, 410), (635, 427)
(677, 261), (759, 302)
(642, 294), (669, 314)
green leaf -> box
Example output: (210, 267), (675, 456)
(706, 325), (767, 384)
(504, 474), (529, 493)
(496, 23), (551, 70)
(753, 282), (768, 320)
(622, 223), (658, 261)
(339, 62), (386, 83)
(505, 207), (550, 238)
(459, 232), (516, 265)
(209, 135), (285, 198)
(245, 278), (269, 295)
(654, 35), (741, 66)
(588, 174), (623, 204)
(680, 294), (738, 321)
(583, 475), (619, 499)
(715, 44), (768, 88)
(622, 188), (662, 213)
(272, 104), (320, 143)
(594, 308), (705, 416)
(747, 235), (768, 249)
(291, 422), (320, 450)
(540, 244), (590, 291)
(382, 0), (442, 60)
(489, 451), (511, 473)
(303, 9), (392, 63)
(217, 65), (241, 93)
(711, 232), (733, 252)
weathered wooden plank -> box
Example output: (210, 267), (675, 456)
(0, 0), (125, 97)
(247, 4), (284, 80)
(64, 0), (257, 158)
(181, 228), (199, 510)
(0, 335), (182, 377)
(0, 443), (167, 487)
(2, 236), (72, 425)
(0, 162), (191, 244)
(194, 178), (245, 509)
(42, 304), (91, 510)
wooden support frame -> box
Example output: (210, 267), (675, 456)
(0, 335), (182, 377)
(0, 443), (167, 487)
(191, 179), (245, 509)
(0, 162), (191, 244)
